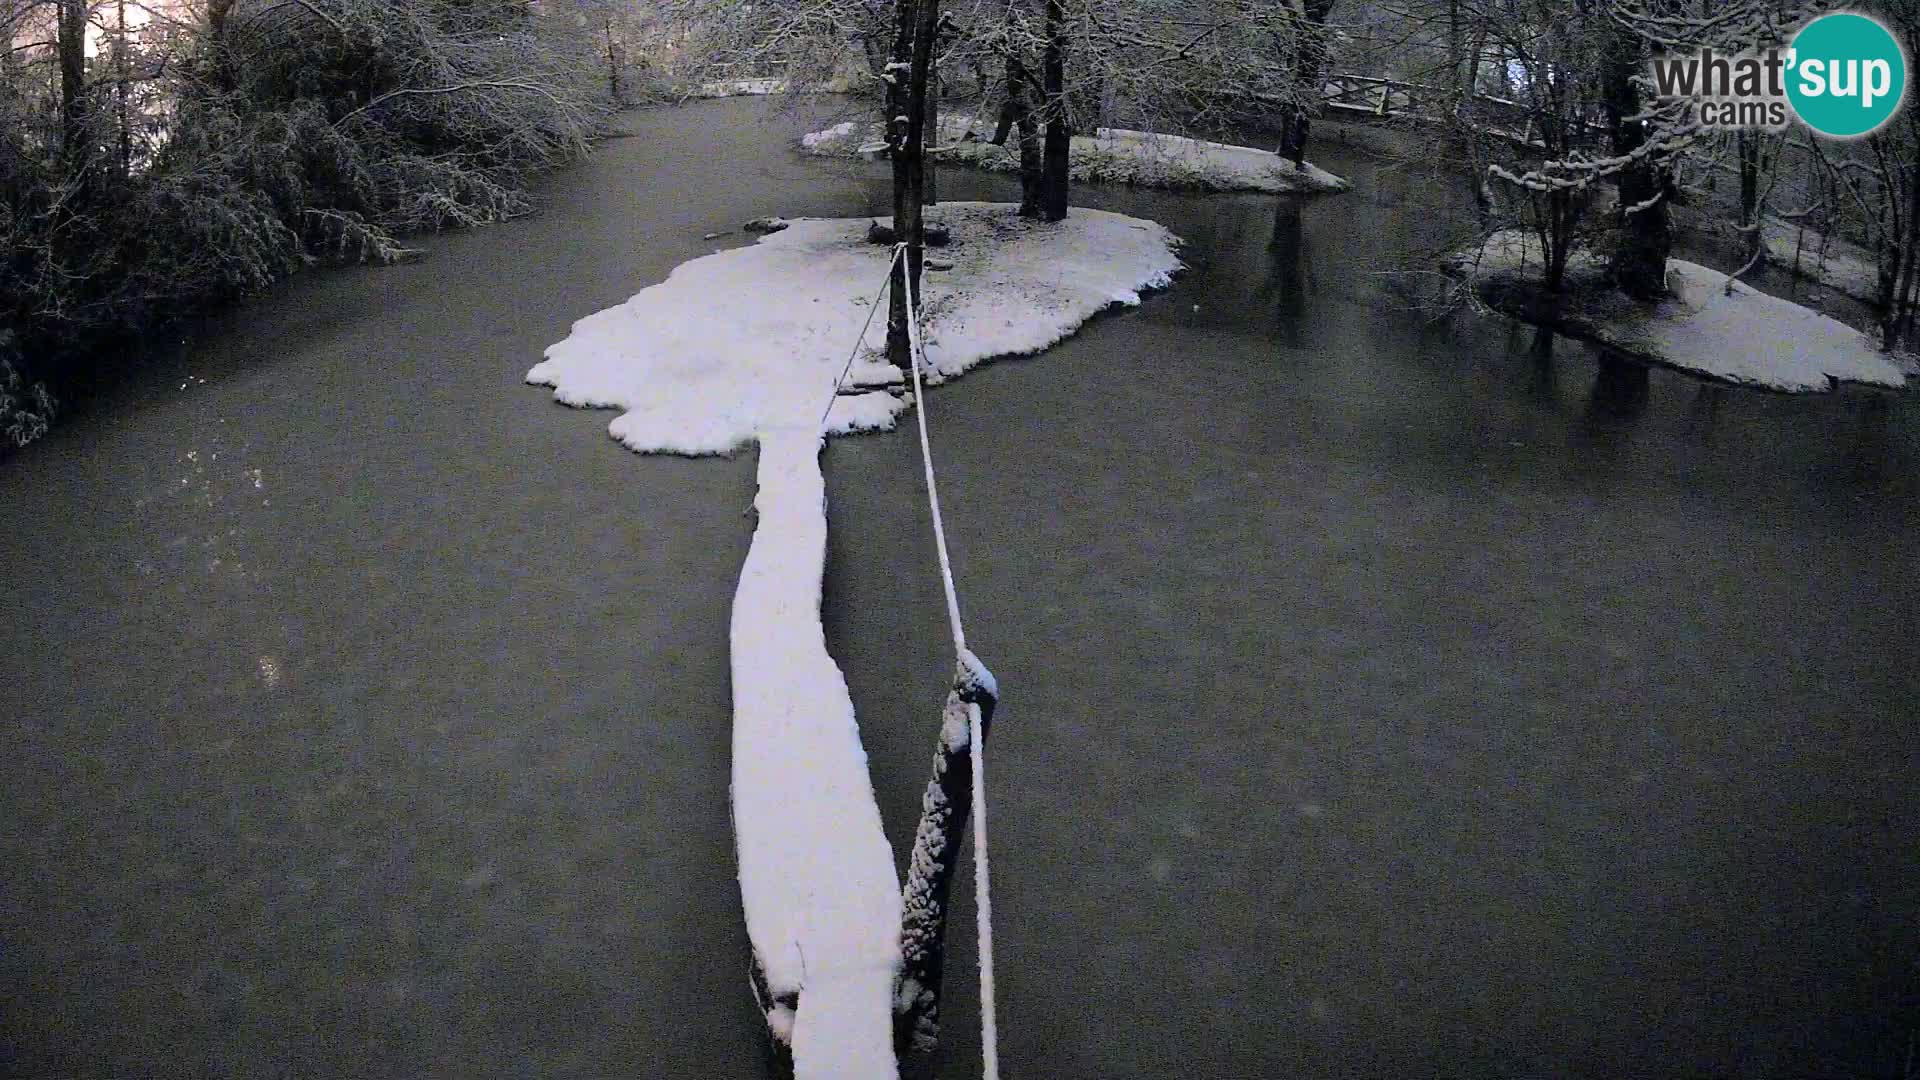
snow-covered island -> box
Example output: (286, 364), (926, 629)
(526, 202), (1181, 1079)
(1446, 230), (1908, 394)
(801, 116), (1350, 195)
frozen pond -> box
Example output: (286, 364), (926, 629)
(2, 96), (1915, 1078)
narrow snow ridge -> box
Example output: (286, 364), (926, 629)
(527, 202), (1182, 1078)
(732, 427), (900, 1079)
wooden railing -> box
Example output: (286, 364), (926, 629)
(1315, 72), (1609, 151)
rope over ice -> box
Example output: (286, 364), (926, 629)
(821, 241), (1001, 1080)
(900, 248), (998, 1080)
(901, 244), (999, 1080)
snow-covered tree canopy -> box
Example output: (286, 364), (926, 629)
(660, 0), (1340, 133)
(1484, 0), (1825, 197)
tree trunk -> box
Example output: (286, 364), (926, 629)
(1468, 22), (1489, 104)
(1040, 0), (1069, 221)
(885, 0), (917, 367)
(205, 0), (237, 93)
(115, 0), (131, 177)
(991, 58), (1044, 217)
(1278, 0), (1337, 168)
(1543, 190), (1575, 293)
(1602, 26), (1671, 300)
(57, 0), (87, 161)
(1864, 133), (1901, 313)
(1883, 142), (1920, 349)
(1016, 76), (1043, 219)
(923, 69), (939, 206)
(1448, 0), (1467, 99)
(605, 17), (622, 103)
(887, 0), (940, 367)
(990, 82), (1017, 146)
(1737, 130), (1763, 262)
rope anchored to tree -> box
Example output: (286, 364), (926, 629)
(819, 241), (1002, 1080)
(881, 242), (1004, 1080)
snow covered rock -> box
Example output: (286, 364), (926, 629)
(526, 202), (1181, 1078)
(1446, 230), (1907, 393)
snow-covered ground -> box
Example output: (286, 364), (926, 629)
(527, 202), (1181, 1078)
(1759, 217), (1883, 305)
(1448, 230), (1908, 393)
(801, 116), (1350, 195)
(692, 77), (789, 99)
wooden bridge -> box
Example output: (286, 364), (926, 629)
(1315, 73), (1610, 152)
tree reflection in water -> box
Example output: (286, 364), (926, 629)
(1263, 197), (1307, 347)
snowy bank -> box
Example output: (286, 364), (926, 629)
(1446, 230), (1907, 393)
(527, 203), (1181, 1078)
(801, 116), (1350, 195)
(692, 77), (789, 99)
(1759, 217), (1883, 305)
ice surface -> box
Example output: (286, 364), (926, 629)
(527, 202), (1181, 1077)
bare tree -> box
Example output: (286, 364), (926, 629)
(884, 0), (942, 365)
(56, 0), (86, 159)
(1275, 0), (1340, 166)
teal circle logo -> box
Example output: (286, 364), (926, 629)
(1786, 12), (1907, 137)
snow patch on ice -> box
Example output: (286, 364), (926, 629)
(730, 426), (901, 1078)
(801, 115), (1351, 195)
(531, 204), (1182, 451)
(845, 360), (903, 387)
(694, 77), (788, 98)
(1632, 263), (1906, 391)
(767, 1003), (796, 1043)
(801, 121), (859, 152)
(1447, 230), (1907, 393)
(527, 202), (1181, 1078)
(1759, 217), (1882, 305)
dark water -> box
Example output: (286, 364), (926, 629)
(3, 97), (1916, 1079)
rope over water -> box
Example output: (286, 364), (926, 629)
(901, 244), (999, 1080)
(821, 241), (1001, 1080)
(898, 244), (998, 1076)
